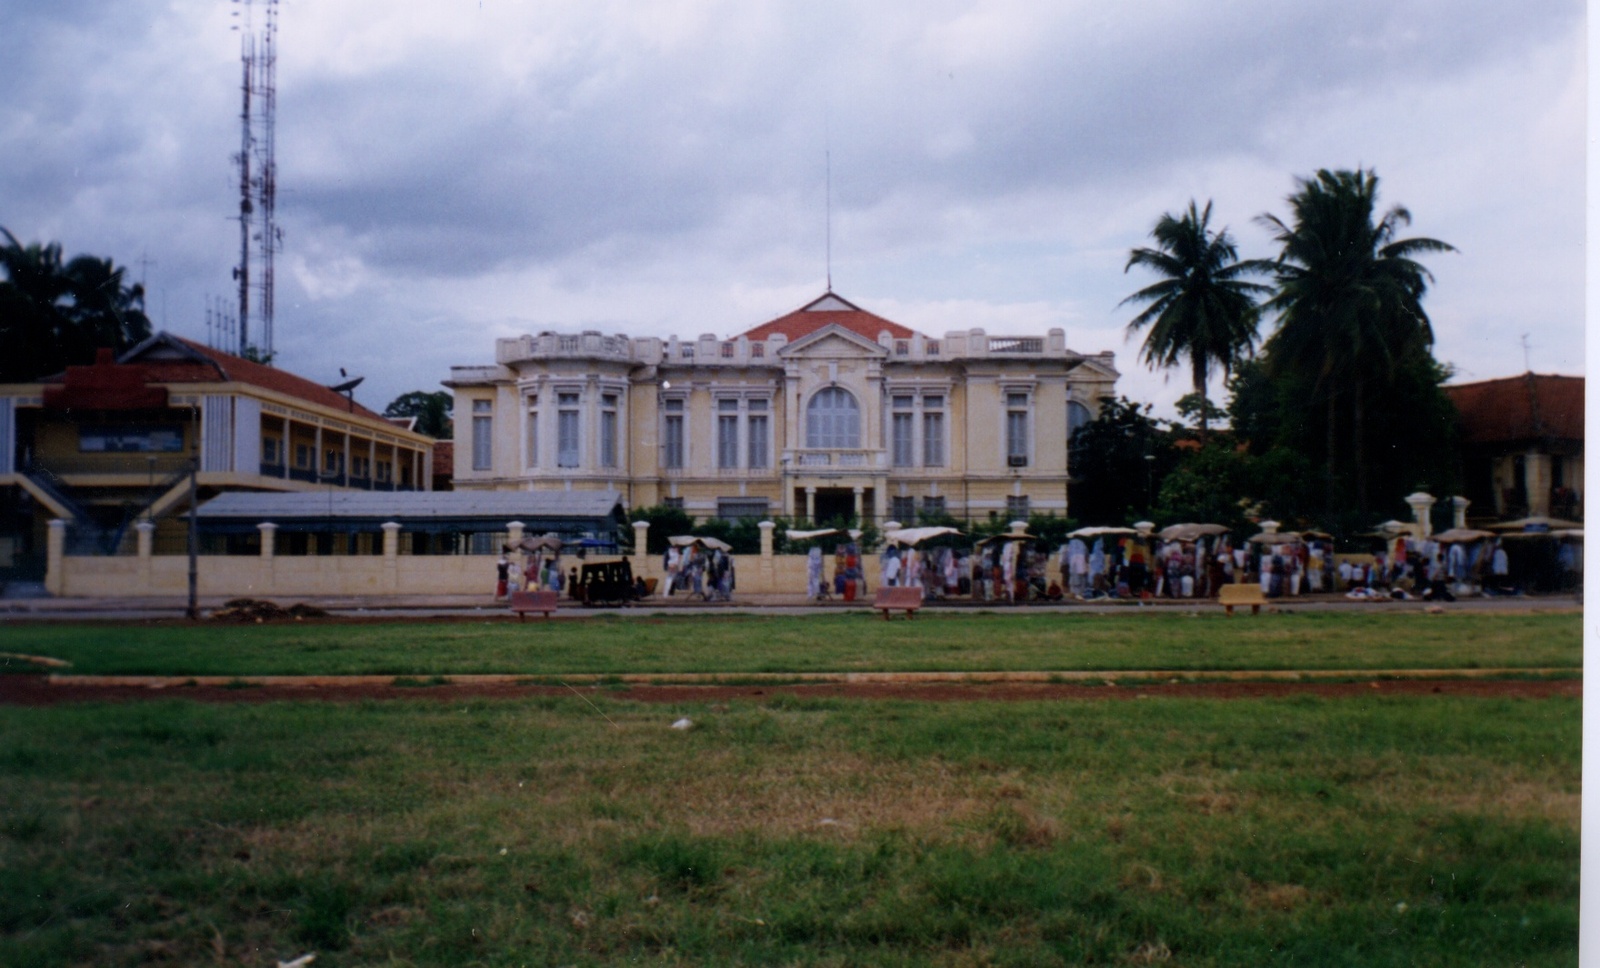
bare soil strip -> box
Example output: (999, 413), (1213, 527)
(0, 673), (1578, 706)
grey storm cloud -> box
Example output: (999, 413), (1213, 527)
(0, 0), (1584, 413)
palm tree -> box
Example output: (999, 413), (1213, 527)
(0, 229), (151, 382)
(1120, 200), (1270, 434)
(1256, 169), (1454, 512)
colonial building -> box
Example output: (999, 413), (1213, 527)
(0, 333), (436, 570)
(447, 292), (1117, 524)
(1445, 372), (1584, 523)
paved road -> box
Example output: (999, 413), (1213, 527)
(0, 590), (1581, 622)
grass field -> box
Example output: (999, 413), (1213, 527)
(0, 610), (1582, 677)
(0, 692), (1578, 966)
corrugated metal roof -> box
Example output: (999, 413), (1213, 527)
(198, 489), (624, 521)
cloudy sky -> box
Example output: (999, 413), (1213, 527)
(0, 0), (1585, 419)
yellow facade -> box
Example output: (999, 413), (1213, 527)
(448, 293), (1118, 524)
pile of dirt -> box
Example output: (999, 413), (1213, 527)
(208, 598), (329, 623)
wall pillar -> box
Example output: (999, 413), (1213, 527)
(1452, 496), (1471, 530)
(45, 518), (66, 596)
(757, 519), (775, 588)
(631, 520), (652, 582)
(852, 486), (864, 522)
(506, 520), (525, 547)
(1404, 492), (1436, 538)
(805, 486), (816, 522)
(381, 521), (401, 593)
(257, 522), (277, 597)
(135, 521), (156, 594)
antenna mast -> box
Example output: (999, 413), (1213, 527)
(825, 148), (832, 292)
(231, 0), (281, 362)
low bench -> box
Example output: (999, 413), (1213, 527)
(873, 586), (924, 620)
(1218, 583), (1267, 616)
(509, 590), (560, 622)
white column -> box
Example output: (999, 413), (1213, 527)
(1452, 496), (1471, 530)
(257, 522), (277, 558)
(135, 520), (156, 559)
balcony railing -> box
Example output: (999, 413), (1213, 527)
(792, 450), (881, 469)
(32, 455), (193, 477)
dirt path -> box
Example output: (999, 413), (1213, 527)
(0, 674), (1578, 706)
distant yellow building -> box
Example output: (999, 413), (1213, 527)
(447, 292), (1117, 524)
(0, 333), (435, 569)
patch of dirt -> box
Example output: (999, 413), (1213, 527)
(208, 599), (329, 623)
(0, 675), (1579, 707)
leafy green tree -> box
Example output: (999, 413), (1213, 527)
(1067, 397), (1179, 524)
(1256, 169), (1455, 514)
(0, 229), (152, 382)
(1121, 201), (1270, 434)
(627, 505), (694, 555)
(383, 390), (454, 439)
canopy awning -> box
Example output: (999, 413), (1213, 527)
(883, 526), (962, 546)
(1157, 523), (1229, 542)
(668, 535), (733, 551)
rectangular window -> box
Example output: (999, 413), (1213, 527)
(324, 449), (341, 473)
(663, 496), (684, 510)
(557, 392), (580, 468)
(600, 393), (618, 469)
(663, 399), (684, 469)
(471, 399), (493, 472)
(1006, 495), (1030, 518)
(717, 399), (739, 469)
(891, 495), (916, 522)
(892, 412), (915, 466)
(922, 409), (944, 467)
(295, 443), (311, 469)
(376, 461), (391, 482)
(261, 437), (280, 465)
(717, 498), (768, 520)
(747, 414), (768, 469)
(921, 495), (946, 517)
(1006, 393), (1029, 466)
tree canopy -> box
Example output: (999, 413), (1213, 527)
(383, 390), (454, 439)
(1121, 200), (1270, 434)
(0, 229), (153, 382)
(1254, 168), (1458, 516)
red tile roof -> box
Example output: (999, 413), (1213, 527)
(738, 292), (920, 343)
(1445, 373), (1584, 445)
(48, 334), (393, 422)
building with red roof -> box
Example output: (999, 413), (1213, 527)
(0, 333), (436, 569)
(1444, 373), (1583, 522)
(449, 291), (1119, 525)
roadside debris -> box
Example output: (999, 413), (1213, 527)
(209, 599), (329, 622)
(670, 717), (694, 730)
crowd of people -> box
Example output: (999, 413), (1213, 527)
(493, 526), (1576, 604)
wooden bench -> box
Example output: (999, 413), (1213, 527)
(1218, 583), (1267, 616)
(509, 590), (560, 621)
(873, 586), (924, 620)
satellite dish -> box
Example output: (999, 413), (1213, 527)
(328, 372), (365, 412)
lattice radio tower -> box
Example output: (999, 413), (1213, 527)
(231, 0), (280, 362)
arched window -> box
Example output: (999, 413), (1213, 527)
(806, 387), (861, 449)
(1068, 400), (1092, 440)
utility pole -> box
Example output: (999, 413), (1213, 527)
(186, 462), (199, 620)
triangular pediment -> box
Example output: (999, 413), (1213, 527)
(802, 293), (860, 312)
(776, 324), (887, 359)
